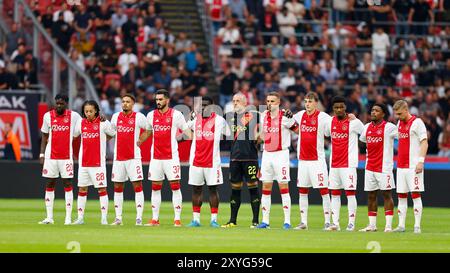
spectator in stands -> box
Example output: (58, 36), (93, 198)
(2, 122), (21, 162)
(123, 62), (143, 91)
(206, 0), (229, 33)
(332, 0), (352, 23)
(396, 64), (416, 98)
(5, 23), (27, 57)
(52, 12), (74, 52)
(185, 43), (199, 72)
(217, 18), (242, 57)
(368, 0), (391, 32)
(241, 14), (261, 47)
(266, 36), (284, 59)
(257, 72), (279, 101)
(318, 50), (335, 69)
(74, 4), (93, 40)
(392, 0), (413, 35)
(39, 5), (55, 32)
(353, 0), (371, 22)
(438, 122), (450, 158)
(283, 35), (303, 63)
(175, 32), (192, 63)
(217, 61), (239, 106)
(95, 2), (113, 35)
(52, 2), (74, 25)
(276, 6), (298, 38)
(358, 52), (377, 84)
(0, 60), (17, 90)
(262, 0), (283, 32)
(285, 0), (306, 21)
(343, 55), (363, 86)
(409, 0), (434, 35)
(320, 60), (340, 86)
(122, 0), (140, 9)
(229, 0), (249, 20)
(153, 60), (172, 90)
(414, 48), (437, 86)
(323, 22), (351, 50)
(111, 7), (128, 31)
(121, 15), (138, 50)
(180, 64), (198, 97)
(118, 45), (138, 76)
(355, 23), (372, 50)
(371, 26), (390, 68)
(279, 66), (296, 91)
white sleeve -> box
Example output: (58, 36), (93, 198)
(73, 119), (81, 137)
(359, 125), (368, 143)
(282, 116), (295, 129)
(41, 113), (50, 134)
(146, 112), (154, 131)
(388, 123), (398, 139)
(110, 113), (118, 131)
(353, 119), (365, 135)
(187, 118), (195, 130)
(175, 111), (189, 131)
(321, 113), (332, 137)
(415, 119), (428, 141)
(137, 113), (148, 130)
(324, 117), (331, 137)
(104, 120), (116, 137)
(222, 117), (231, 137)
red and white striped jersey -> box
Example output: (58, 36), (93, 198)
(74, 117), (116, 167)
(397, 116), (427, 169)
(41, 109), (81, 160)
(326, 116), (364, 168)
(261, 110), (295, 152)
(188, 113), (230, 168)
(293, 110), (331, 161)
(111, 111), (148, 161)
(360, 121), (398, 173)
(147, 108), (189, 160)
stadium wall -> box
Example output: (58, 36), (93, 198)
(1, 161), (449, 207)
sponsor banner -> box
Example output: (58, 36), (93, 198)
(0, 92), (40, 159)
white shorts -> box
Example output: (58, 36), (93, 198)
(42, 159), (74, 179)
(188, 165), (223, 186)
(396, 168), (424, 193)
(78, 166), (108, 188)
(112, 159), (144, 182)
(329, 167), (357, 190)
(297, 160), (329, 188)
(260, 150), (290, 183)
(148, 158), (181, 181)
(364, 170), (395, 191)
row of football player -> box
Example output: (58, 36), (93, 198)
(37, 90), (427, 233)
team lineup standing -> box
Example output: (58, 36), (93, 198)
(39, 91), (428, 233)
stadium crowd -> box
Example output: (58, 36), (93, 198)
(0, 0), (449, 156)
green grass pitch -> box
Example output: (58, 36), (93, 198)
(0, 199), (449, 253)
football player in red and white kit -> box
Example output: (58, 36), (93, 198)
(72, 101), (116, 225)
(141, 89), (191, 227)
(325, 96), (364, 231)
(110, 94), (149, 226)
(359, 103), (398, 232)
(292, 92), (332, 230)
(256, 92), (298, 229)
(39, 94), (81, 225)
(186, 96), (231, 227)
(392, 100), (428, 234)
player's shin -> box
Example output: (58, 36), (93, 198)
(412, 193), (423, 228)
(44, 187), (55, 220)
(261, 189), (272, 224)
(114, 187), (124, 220)
(230, 188), (241, 224)
(248, 186), (260, 224)
(397, 193), (408, 228)
(151, 183), (162, 221)
(77, 191), (87, 219)
(331, 190), (341, 226)
(170, 182), (182, 221)
(320, 188), (331, 224)
(134, 185), (144, 220)
(299, 188), (309, 225)
(345, 190), (357, 226)
(99, 190), (109, 221)
(280, 188), (291, 225)
(64, 186), (73, 222)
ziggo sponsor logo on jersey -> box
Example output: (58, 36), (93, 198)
(398, 132), (409, 139)
(366, 136), (383, 143)
(153, 125), (171, 132)
(331, 132), (348, 139)
(51, 125), (70, 132)
(117, 125), (134, 133)
(300, 124), (317, 133)
(263, 125), (279, 133)
(82, 132), (100, 139)
(196, 130), (214, 138)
